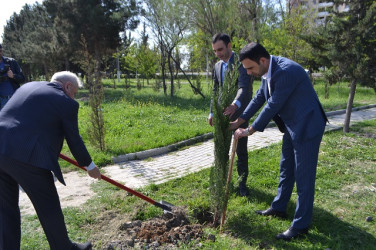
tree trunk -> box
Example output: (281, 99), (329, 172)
(325, 81), (329, 99)
(65, 57), (70, 71)
(43, 62), (50, 81)
(170, 55), (206, 98)
(168, 54), (174, 97)
(343, 79), (357, 133)
(160, 54), (167, 95)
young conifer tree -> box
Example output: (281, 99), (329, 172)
(210, 58), (240, 226)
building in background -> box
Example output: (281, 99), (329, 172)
(290, 0), (349, 25)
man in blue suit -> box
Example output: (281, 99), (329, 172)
(230, 43), (327, 240)
(209, 33), (253, 196)
(0, 71), (101, 249)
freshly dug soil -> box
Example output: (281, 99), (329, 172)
(104, 207), (207, 249)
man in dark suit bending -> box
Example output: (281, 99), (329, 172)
(231, 43), (327, 240)
(209, 33), (253, 196)
(0, 71), (101, 250)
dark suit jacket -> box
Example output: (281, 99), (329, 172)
(211, 52), (253, 120)
(2, 56), (25, 90)
(0, 81), (92, 184)
(240, 56), (327, 142)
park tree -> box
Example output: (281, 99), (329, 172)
(313, 0), (376, 132)
(144, 0), (191, 97)
(261, 4), (318, 72)
(135, 23), (159, 86)
(209, 56), (240, 226)
(2, 3), (64, 79)
(43, 0), (140, 150)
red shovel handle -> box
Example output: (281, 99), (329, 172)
(58, 153), (158, 206)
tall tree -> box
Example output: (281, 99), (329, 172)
(43, 0), (140, 149)
(2, 3), (64, 79)
(145, 0), (190, 97)
(313, 0), (376, 132)
(210, 56), (239, 226)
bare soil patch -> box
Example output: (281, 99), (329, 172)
(92, 207), (213, 249)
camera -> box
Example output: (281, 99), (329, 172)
(0, 64), (10, 82)
(0, 64), (10, 75)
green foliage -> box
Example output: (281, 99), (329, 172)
(209, 58), (240, 225)
(261, 6), (318, 70)
(2, 3), (64, 78)
(311, 0), (376, 87)
(21, 120), (376, 249)
(3, 0), (140, 78)
(54, 78), (376, 168)
(75, 35), (106, 151)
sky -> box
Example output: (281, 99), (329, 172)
(0, 0), (41, 44)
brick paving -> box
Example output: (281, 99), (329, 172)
(102, 106), (376, 188)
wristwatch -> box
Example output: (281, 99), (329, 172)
(246, 127), (250, 135)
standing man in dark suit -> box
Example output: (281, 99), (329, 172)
(230, 42), (327, 240)
(0, 71), (101, 250)
(209, 33), (253, 197)
(0, 44), (25, 109)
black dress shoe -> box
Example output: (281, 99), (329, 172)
(276, 227), (309, 241)
(71, 242), (92, 250)
(255, 207), (287, 218)
(239, 183), (249, 197)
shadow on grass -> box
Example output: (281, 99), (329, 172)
(226, 188), (376, 249)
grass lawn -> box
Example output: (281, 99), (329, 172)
(22, 119), (376, 249)
(60, 78), (376, 168)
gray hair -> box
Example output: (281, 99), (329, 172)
(51, 71), (83, 88)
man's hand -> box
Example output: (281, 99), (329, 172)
(88, 167), (101, 180)
(7, 69), (14, 79)
(234, 126), (256, 140)
(208, 114), (213, 127)
(234, 128), (248, 140)
(229, 118), (245, 130)
(223, 103), (237, 118)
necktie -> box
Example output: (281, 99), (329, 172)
(222, 63), (228, 83)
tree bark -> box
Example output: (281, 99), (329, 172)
(168, 54), (174, 97)
(343, 79), (357, 133)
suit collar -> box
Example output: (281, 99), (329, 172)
(262, 55), (273, 81)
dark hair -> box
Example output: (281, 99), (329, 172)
(212, 33), (231, 46)
(239, 42), (270, 63)
(0, 44), (2, 49)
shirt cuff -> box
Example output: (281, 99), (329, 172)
(232, 100), (241, 109)
(85, 161), (96, 171)
(208, 113), (213, 119)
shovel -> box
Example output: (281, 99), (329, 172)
(220, 137), (238, 232)
(59, 153), (174, 212)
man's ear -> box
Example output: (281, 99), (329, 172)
(259, 57), (267, 65)
(227, 42), (232, 50)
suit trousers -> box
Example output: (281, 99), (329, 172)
(236, 121), (249, 184)
(270, 131), (324, 229)
(0, 155), (73, 250)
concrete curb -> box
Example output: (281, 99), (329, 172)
(112, 104), (376, 163)
(325, 104), (376, 117)
(112, 133), (213, 163)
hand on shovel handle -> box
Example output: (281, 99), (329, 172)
(59, 153), (174, 212)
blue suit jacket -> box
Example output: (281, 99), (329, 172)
(211, 52), (253, 120)
(240, 56), (327, 142)
(0, 81), (92, 184)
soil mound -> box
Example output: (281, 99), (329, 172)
(105, 207), (205, 249)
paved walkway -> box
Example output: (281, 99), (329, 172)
(19, 105), (376, 215)
(103, 105), (376, 188)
